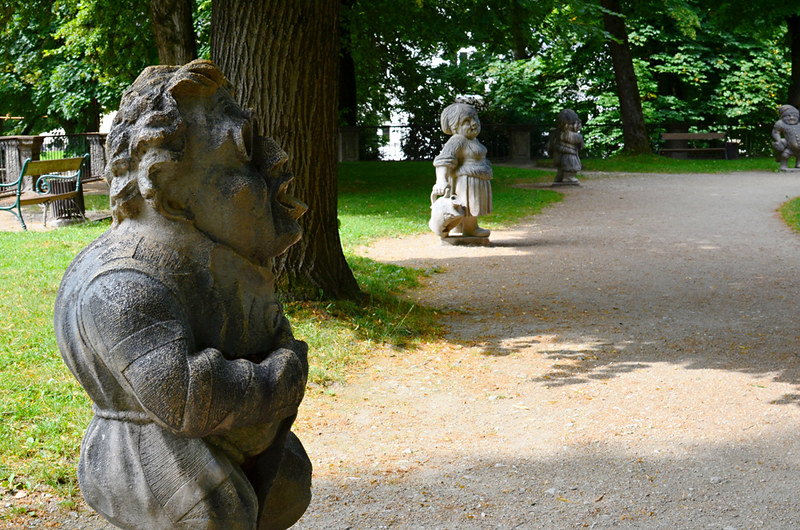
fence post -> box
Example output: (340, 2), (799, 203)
(0, 138), (20, 185)
(6, 136), (44, 190)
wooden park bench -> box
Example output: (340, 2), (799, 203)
(0, 154), (89, 230)
(658, 132), (733, 159)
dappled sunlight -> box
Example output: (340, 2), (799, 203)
(310, 170), (800, 527)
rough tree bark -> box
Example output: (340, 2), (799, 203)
(210, 0), (361, 300)
(600, 0), (651, 154)
(150, 0), (197, 65)
(788, 14), (800, 108)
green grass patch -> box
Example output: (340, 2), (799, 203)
(287, 256), (441, 386)
(780, 196), (800, 232)
(337, 161), (561, 246)
(82, 193), (110, 212)
(0, 222), (109, 496)
(582, 154), (776, 174)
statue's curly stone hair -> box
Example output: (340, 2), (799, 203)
(440, 103), (477, 136)
(105, 60), (228, 224)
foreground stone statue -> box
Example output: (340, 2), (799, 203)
(54, 60), (312, 529)
(430, 102), (493, 245)
(772, 104), (800, 171)
(547, 109), (584, 186)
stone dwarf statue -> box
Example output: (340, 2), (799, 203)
(547, 108), (584, 186)
(54, 60), (312, 529)
(772, 104), (800, 170)
(430, 102), (493, 242)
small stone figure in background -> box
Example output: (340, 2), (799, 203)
(547, 109), (584, 186)
(430, 102), (493, 244)
(54, 60), (312, 529)
(771, 104), (800, 171)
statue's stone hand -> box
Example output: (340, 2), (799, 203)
(259, 344), (308, 414)
(432, 183), (449, 196)
(269, 316), (309, 375)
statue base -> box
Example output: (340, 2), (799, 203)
(779, 167), (800, 172)
(552, 179), (581, 187)
(50, 217), (85, 228)
(440, 235), (490, 247)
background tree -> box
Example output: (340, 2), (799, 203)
(599, 0), (650, 154)
(0, 0), (157, 134)
(709, 3), (800, 108)
(211, 0), (361, 300)
(2, 0), (797, 159)
(149, 0), (197, 64)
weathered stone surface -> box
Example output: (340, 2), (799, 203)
(430, 102), (493, 244)
(547, 109), (584, 186)
(772, 104), (800, 171)
(54, 59), (311, 529)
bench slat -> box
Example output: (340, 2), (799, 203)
(22, 157), (85, 176)
(660, 147), (726, 152)
(18, 191), (79, 206)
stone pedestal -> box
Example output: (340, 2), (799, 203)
(440, 235), (490, 247)
(338, 126), (360, 162)
(507, 125), (531, 163)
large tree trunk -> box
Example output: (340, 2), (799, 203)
(211, 0), (361, 300)
(600, 0), (651, 154)
(788, 14), (800, 108)
(150, 0), (197, 65)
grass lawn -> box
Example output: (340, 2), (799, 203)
(780, 196), (800, 232)
(0, 161), (561, 497)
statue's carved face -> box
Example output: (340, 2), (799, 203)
(456, 112), (481, 139)
(784, 111), (799, 126)
(168, 89), (305, 266)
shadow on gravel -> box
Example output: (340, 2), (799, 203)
(297, 431), (800, 528)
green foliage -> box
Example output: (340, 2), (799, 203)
(0, 0), (156, 134)
(631, 13), (790, 131)
(194, 0), (212, 60)
(341, 1), (795, 159)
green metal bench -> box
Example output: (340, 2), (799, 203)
(0, 154), (89, 230)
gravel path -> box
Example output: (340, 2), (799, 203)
(294, 171), (800, 529)
(7, 170), (800, 529)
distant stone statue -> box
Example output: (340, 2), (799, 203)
(547, 109), (584, 186)
(54, 60), (312, 530)
(430, 102), (492, 244)
(772, 104), (800, 171)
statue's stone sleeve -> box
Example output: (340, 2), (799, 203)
(80, 269), (307, 438)
(433, 135), (465, 169)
